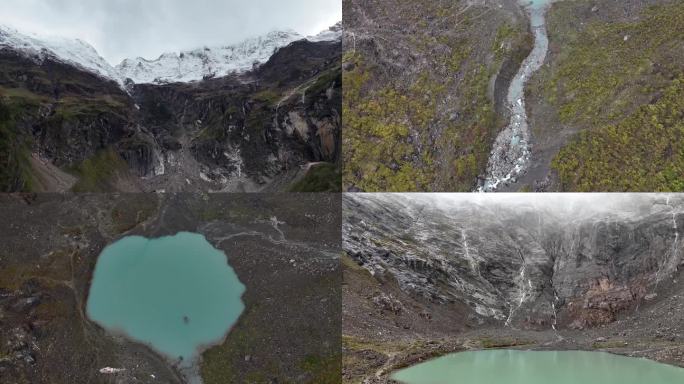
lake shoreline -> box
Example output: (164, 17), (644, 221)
(343, 327), (684, 383)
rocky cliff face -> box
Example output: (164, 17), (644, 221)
(343, 194), (684, 330)
(0, 33), (341, 192)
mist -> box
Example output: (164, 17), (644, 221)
(0, 0), (341, 64)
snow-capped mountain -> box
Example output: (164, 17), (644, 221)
(306, 21), (343, 42)
(117, 24), (342, 84)
(0, 23), (342, 87)
(116, 30), (303, 84)
(0, 25), (125, 86)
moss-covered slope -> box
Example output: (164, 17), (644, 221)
(527, 0), (684, 191)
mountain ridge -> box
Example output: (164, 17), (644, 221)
(117, 24), (342, 84)
(0, 23), (342, 87)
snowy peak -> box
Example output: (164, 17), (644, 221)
(0, 23), (342, 87)
(116, 24), (342, 84)
(0, 25), (125, 86)
(307, 22), (343, 42)
(116, 29), (303, 84)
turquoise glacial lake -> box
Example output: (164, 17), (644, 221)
(86, 232), (245, 363)
(392, 350), (684, 384)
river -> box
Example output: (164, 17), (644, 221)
(479, 0), (554, 192)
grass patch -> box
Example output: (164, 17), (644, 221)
(592, 340), (628, 349)
(553, 77), (684, 191)
(306, 66), (341, 102)
(300, 354), (341, 384)
(480, 337), (533, 349)
(54, 96), (127, 120)
(70, 148), (128, 192)
(540, 2), (684, 191)
(342, 52), (438, 191)
(289, 162), (341, 192)
(252, 89), (281, 105)
(0, 99), (35, 192)
(542, 2), (684, 126)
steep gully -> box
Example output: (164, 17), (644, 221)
(480, 0), (552, 192)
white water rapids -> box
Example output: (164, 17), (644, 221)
(480, 1), (553, 191)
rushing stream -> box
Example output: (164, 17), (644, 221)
(480, 0), (553, 191)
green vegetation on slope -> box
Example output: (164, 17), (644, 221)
(0, 87), (42, 192)
(289, 162), (342, 192)
(0, 96), (37, 192)
(343, 2), (530, 191)
(542, 1), (684, 190)
(0, 69), (133, 191)
(343, 51), (436, 191)
(553, 77), (684, 191)
(544, 2), (684, 126)
(70, 149), (129, 192)
(200, 284), (340, 383)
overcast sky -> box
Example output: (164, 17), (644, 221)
(0, 0), (341, 64)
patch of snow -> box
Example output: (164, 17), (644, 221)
(199, 172), (212, 183)
(305, 22), (343, 42)
(223, 148), (244, 179)
(99, 367), (126, 374)
(152, 149), (165, 176)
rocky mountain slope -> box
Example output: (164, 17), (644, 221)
(0, 25), (341, 192)
(343, 0), (533, 191)
(343, 0), (684, 193)
(343, 194), (684, 382)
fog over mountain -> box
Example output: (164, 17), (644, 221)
(0, 0), (341, 63)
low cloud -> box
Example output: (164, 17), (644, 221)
(0, 0), (341, 64)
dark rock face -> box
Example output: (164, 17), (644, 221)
(0, 39), (341, 192)
(117, 138), (157, 177)
(0, 50), (139, 191)
(343, 194), (684, 330)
